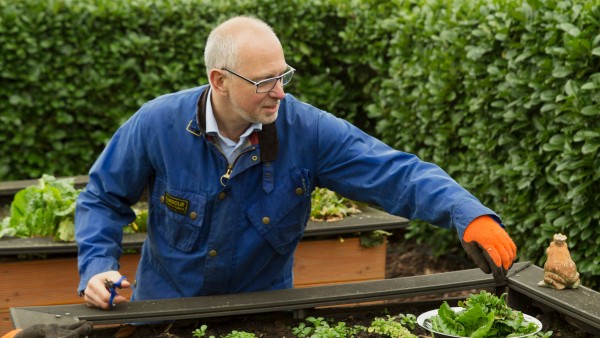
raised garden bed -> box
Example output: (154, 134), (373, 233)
(0, 192), (407, 333)
(9, 261), (600, 337)
(3, 178), (599, 337)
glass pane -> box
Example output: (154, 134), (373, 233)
(257, 79), (278, 93)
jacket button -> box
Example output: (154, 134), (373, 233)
(262, 217), (270, 225)
(189, 212), (197, 220)
(209, 250), (217, 257)
(218, 192), (226, 200)
(295, 188), (303, 195)
(160, 196), (165, 203)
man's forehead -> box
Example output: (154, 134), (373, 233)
(236, 38), (285, 75)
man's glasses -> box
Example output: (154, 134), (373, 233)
(221, 65), (295, 93)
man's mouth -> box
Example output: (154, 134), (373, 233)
(264, 103), (279, 112)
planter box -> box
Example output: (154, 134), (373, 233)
(0, 202), (405, 331)
(0, 237), (385, 332)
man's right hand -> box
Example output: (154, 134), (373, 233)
(83, 271), (131, 310)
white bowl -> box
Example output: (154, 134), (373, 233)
(417, 306), (542, 338)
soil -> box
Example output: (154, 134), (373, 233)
(88, 232), (595, 338)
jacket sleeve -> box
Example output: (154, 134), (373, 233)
(75, 107), (153, 293)
(313, 111), (500, 239)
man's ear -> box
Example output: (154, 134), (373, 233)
(209, 69), (228, 96)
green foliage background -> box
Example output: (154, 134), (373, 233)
(1, 0), (599, 288)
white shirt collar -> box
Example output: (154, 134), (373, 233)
(205, 87), (262, 144)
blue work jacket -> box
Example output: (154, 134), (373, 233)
(75, 85), (499, 300)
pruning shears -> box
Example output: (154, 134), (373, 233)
(104, 276), (127, 308)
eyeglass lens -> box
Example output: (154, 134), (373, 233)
(256, 68), (294, 93)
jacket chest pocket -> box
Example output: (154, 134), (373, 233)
(246, 168), (311, 255)
(153, 184), (207, 252)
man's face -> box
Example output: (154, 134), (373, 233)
(225, 34), (287, 125)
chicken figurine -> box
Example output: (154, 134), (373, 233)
(538, 233), (580, 289)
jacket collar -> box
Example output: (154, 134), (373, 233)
(187, 86), (278, 163)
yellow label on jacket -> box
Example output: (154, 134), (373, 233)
(164, 192), (189, 214)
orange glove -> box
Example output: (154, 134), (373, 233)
(2, 330), (21, 338)
(462, 215), (517, 283)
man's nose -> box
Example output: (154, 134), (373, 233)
(268, 79), (286, 99)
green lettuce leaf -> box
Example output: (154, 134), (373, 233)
(432, 302), (466, 336)
(0, 174), (81, 241)
(430, 291), (540, 337)
(455, 304), (492, 336)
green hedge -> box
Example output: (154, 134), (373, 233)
(347, 0), (600, 287)
(2, 0), (600, 288)
(0, 0), (371, 179)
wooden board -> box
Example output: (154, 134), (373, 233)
(293, 237), (386, 287)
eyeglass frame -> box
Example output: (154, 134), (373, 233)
(221, 65), (296, 94)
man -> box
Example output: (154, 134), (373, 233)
(76, 15), (517, 310)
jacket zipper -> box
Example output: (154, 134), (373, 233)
(219, 146), (256, 186)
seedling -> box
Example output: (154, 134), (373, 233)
(368, 314), (417, 337)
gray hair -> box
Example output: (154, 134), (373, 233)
(204, 16), (275, 78)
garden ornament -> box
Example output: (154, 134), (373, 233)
(538, 233), (580, 289)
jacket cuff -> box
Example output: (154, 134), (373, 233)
(78, 257), (120, 294)
(453, 199), (502, 240)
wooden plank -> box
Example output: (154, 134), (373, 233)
(293, 238), (386, 287)
(507, 263), (600, 335)
(11, 264), (502, 329)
